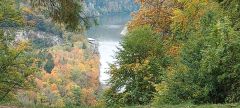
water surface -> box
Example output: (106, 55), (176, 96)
(87, 13), (131, 84)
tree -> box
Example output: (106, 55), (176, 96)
(104, 26), (168, 106)
(0, 0), (23, 28)
(30, 0), (92, 31)
(128, 0), (177, 35)
(0, 0), (36, 101)
(0, 30), (35, 101)
(154, 0), (240, 104)
(44, 53), (55, 73)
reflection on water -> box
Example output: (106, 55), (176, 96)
(86, 13), (131, 84)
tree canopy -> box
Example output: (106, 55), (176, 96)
(30, 0), (91, 31)
(105, 0), (240, 107)
(0, 30), (36, 101)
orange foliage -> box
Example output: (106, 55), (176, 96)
(82, 88), (97, 106)
(33, 41), (100, 106)
(166, 44), (182, 57)
(129, 0), (178, 34)
(51, 83), (58, 91)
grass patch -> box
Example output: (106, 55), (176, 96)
(123, 104), (240, 108)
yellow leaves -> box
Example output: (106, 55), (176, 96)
(21, 7), (33, 14)
(128, 0), (175, 34)
(170, 0), (212, 39)
(79, 63), (87, 72)
(15, 41), (28, 52)
(166, 66), (175, 78)
(155, 81), (168, 95)
(30, 39), (100, 106)
(166, 43), (182, 57)
(143, 76), (151, 80)
(172, 9), (185, 23)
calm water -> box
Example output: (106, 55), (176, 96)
(87, 13), (131, 84)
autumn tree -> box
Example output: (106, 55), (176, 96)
(154, 0), (240, 104)
(104, 26), (168, 106)
(0, 31), (36, 101)
(128, 0), (178, 34)
(0, 0), (36, 101)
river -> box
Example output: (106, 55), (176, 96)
(86, 13), (131, 85)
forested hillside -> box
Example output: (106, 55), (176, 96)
(0, 0), (100, 107)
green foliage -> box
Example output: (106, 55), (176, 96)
(32, 38), (54, 49)
(71, 86), (82, 106)
(31, 0), (91, 31)
(153, 103), (240, 108)
(71, 68), (89, 88)
(104, 0), (240, 107)
(104, 26), (168, 106)
(82, 42), (87, 49)
(216, 0), (240, 30)
(64, 86), (83, 107)
(0, 31), (36, 101)
(0, 0), (23, 28)
(44, 53), (54, 73)
(155, 0), (240, 105)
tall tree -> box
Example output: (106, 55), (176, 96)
(128, 0), (178, 35)
(104, 26), (168, 106)
(0, 30), (36, 101)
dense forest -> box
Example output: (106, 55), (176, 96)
(104, 0), (240, 107)
(0, 0), (100, 107)
(1, 0), (240, 108)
